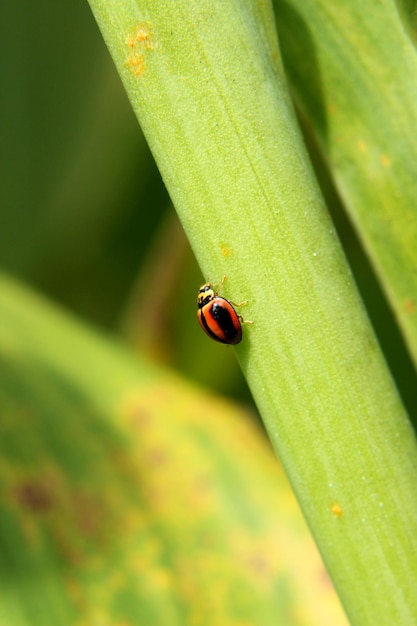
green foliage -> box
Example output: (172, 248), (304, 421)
(1, 0), (417, 624)
(275, 0), (417, 364)
(0, 276), (346, 625)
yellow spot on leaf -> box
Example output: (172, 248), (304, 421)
(380, 153), (391, 168)
(125, 22), (154, 78)
(357, 140), (367, 153)
(135, 27), (153, 49)
(331, 503), (343, 518)
(221, 244), (232, 257)
(125, 55), (146, 77)
(404, 298), (416, 315)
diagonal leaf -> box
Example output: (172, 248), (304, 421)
(85, 1), (417, 623)
(275, 0), (417, 365)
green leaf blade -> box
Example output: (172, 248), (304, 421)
(85, 1), (417, 623)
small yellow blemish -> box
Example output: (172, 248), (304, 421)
(136, 28), (149, 42)
(152, 567), (172, 590)
(328, 103), (337, 114)
(125, 22), (154, 78)
(135, 27), (153, 49)
(220, 244), (232, 258)
(125, 55), (145, 77)
(357, 140), (367, 153)
(380, 153), (391, 168)
(404, 298), (416, 315)
(331, 503), (343, 518)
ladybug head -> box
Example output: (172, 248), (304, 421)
(197, 283), (215, 308)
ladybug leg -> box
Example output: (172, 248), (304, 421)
(209, 274), (227, 295)
(214, 277), (253, 324)
(230, 297), (253, 324)
(232, 301), (253, 325)
(218, 275), (227, 291)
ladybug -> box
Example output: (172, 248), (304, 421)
(197, 277), (248, 345)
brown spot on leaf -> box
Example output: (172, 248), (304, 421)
(16, 480), (53, 513)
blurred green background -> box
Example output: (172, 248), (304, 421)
(0, 0), (166, 325)
(0, 0), (260, 401)
(1, 0), (416, 412)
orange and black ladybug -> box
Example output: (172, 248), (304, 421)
(197, 277), (249, 345)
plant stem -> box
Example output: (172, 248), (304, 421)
(87, 1), (417, 622)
